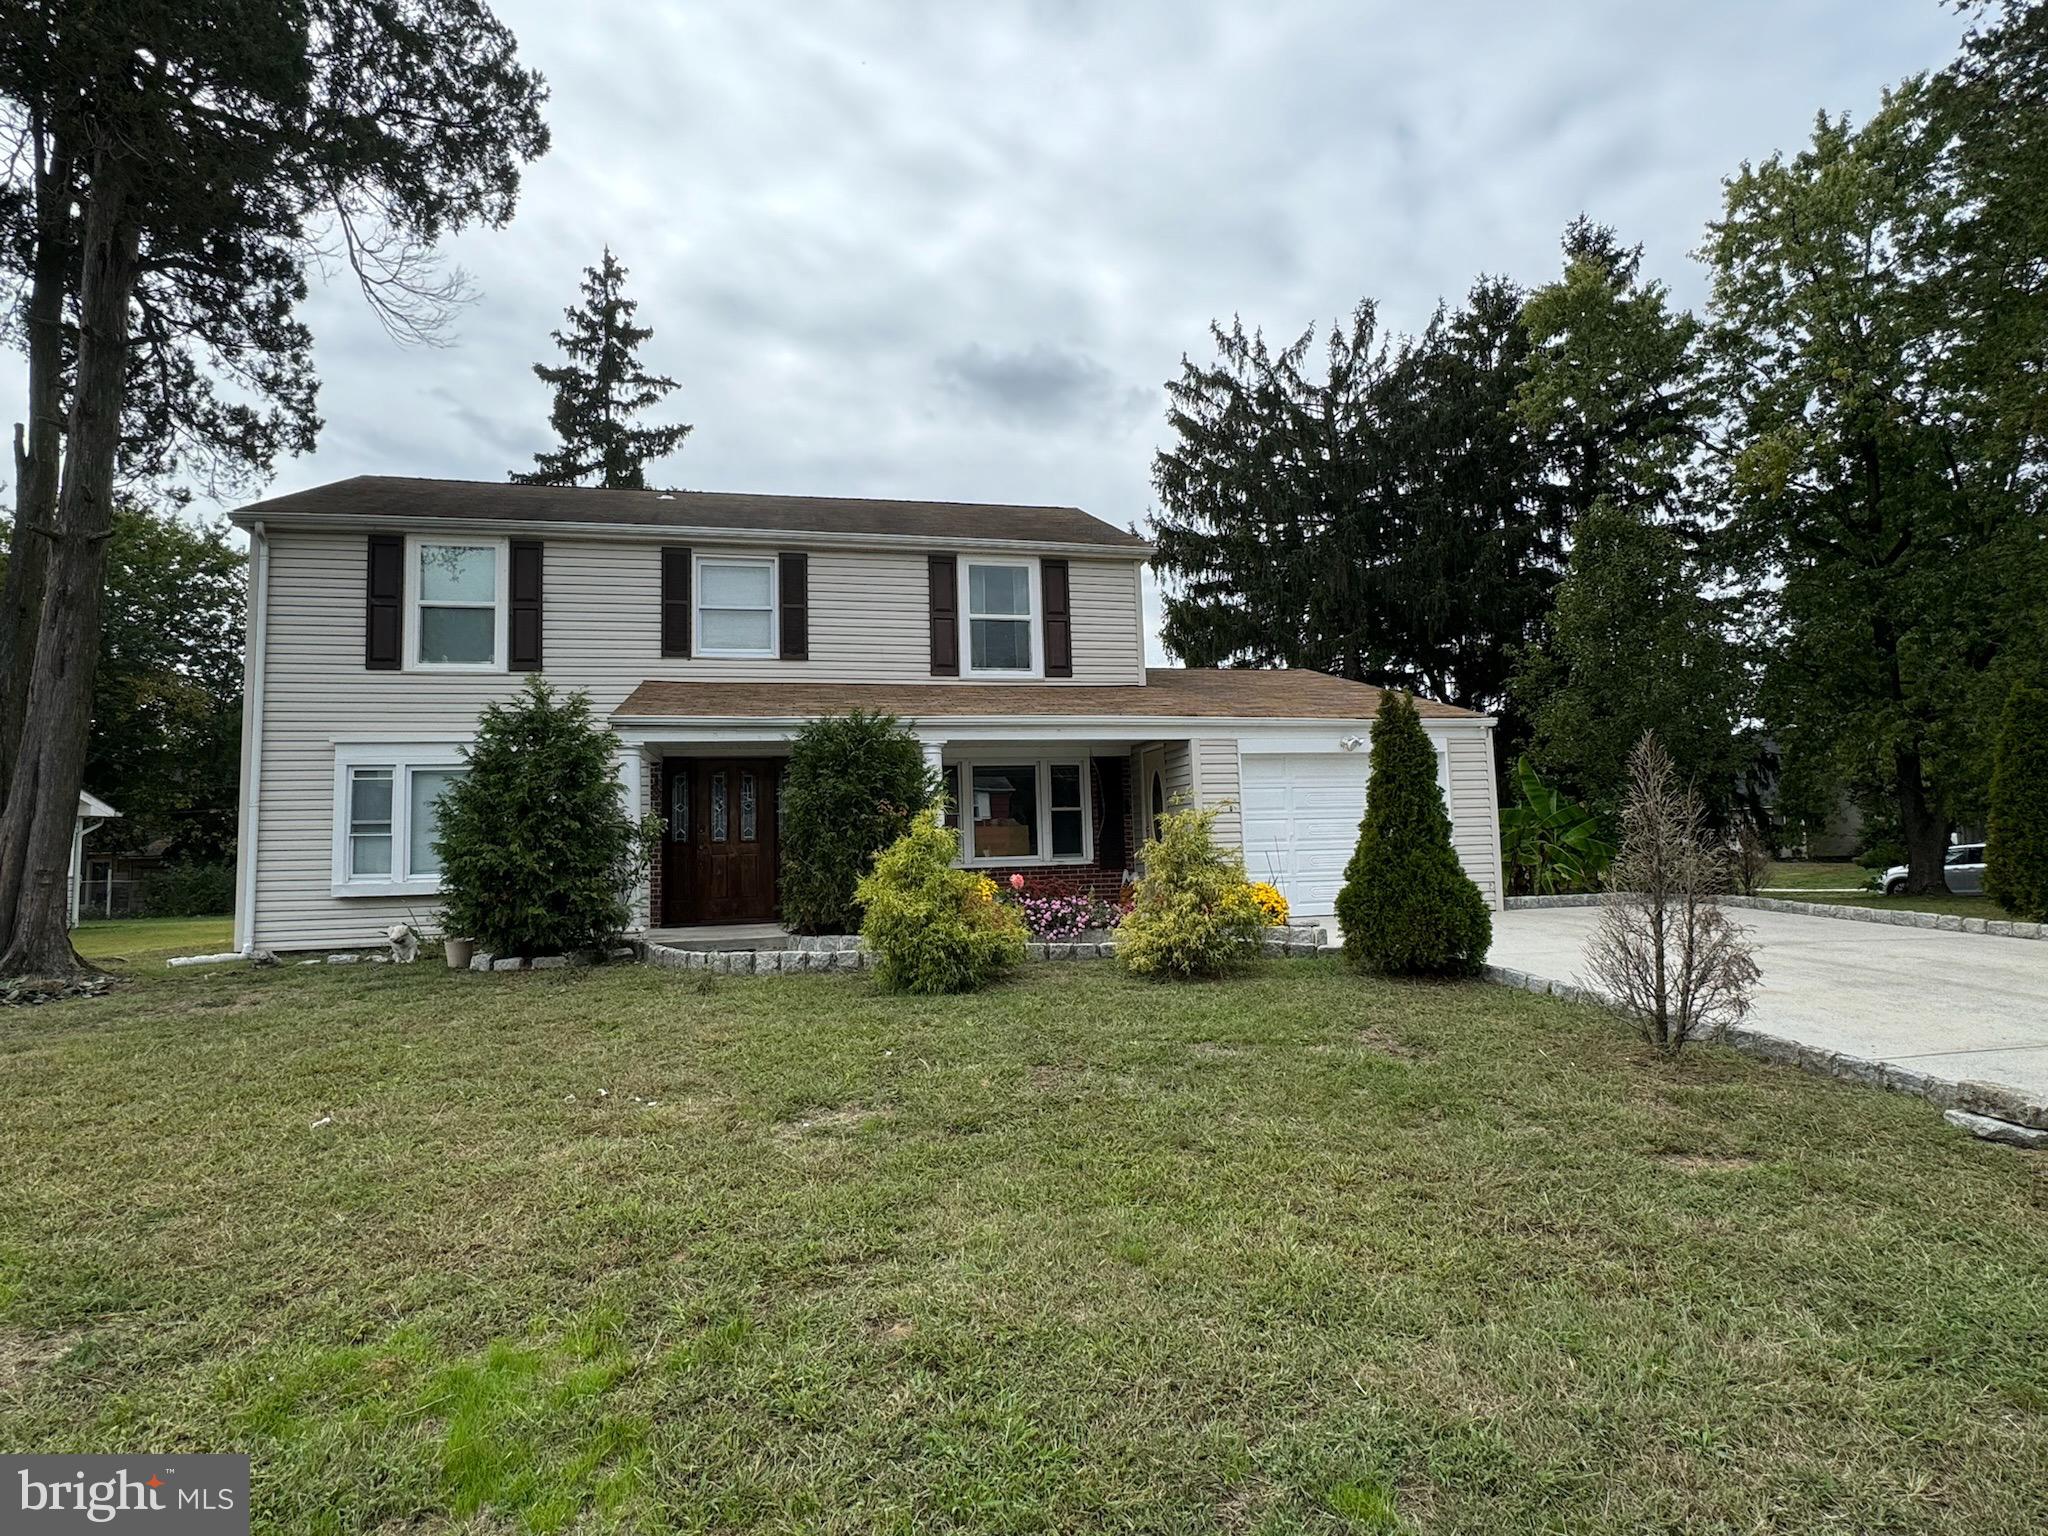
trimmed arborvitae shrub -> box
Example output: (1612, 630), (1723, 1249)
(1116, 803), (1267, 980)
(857, 810), (1026, 993)
(1985, 682), (2048, 920)
(1335, 691), (1492, 975)
(435, 677), (658, 957)
(780, 710), (935, 934)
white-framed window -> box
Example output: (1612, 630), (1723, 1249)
(405, 535), (508, 671)
(331, 744), (470, 896)
(695, 554), (778, 658)
(944, 756), (1092, 866)
(959, 557), (1039, 677)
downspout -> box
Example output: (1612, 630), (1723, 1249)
(232, 520), (269, 954)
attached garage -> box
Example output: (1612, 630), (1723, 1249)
(1239, 751), (1371, 914)
(1239, 742), (1461, 916)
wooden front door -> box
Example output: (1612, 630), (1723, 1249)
(660, 758), (782, 925)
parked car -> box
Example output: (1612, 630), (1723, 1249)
(1882, 844), (1984, 896)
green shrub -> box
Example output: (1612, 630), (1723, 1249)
(1116, 803), (1267, 980)
(780, 710), (936, 934)
(857, 810), (1026, 993)
(1499, 756), (1613, 895)
(1336, 691), (1492, 976)
(1985, 681), (2048, 920)
(435, 677), (658, 957)
(135, 861), (235, 917)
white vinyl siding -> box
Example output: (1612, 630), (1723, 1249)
(1238, 731), (1502, 915)
(245, 531), (1150, 948)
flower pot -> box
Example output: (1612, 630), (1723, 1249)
(444, 937), (475, 970)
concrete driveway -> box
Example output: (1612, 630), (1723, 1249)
(1490, 905), (2048, 1101)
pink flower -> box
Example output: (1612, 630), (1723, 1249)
(1009, 873), (1025, 890)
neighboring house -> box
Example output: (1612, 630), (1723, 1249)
(228, 476), (1503, 952)
(73, 836), (173, 921)
(68, 792), (119, 929)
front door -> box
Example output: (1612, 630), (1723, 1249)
(661, 758), (782, 925)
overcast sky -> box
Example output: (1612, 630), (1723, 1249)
(8, 1), (1968, 661)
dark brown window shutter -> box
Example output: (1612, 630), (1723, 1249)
(778, 552), (809, 660)
(928, 554), (959, 676)
(365, 534), (403, 670)
(508, 539), (544, 671)
(660, 546), (692, 657)
(1042, 558), (1073, 678)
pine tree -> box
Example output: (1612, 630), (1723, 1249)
(514, 249), (691, 489)
(1984, 682), (2048, 921)
(1334, 691), (1492, 976)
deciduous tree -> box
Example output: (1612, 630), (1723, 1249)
(1703, 90), (2026, 893)
(0, 0), (549, 976)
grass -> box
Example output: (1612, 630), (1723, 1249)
(71, 914), (234, 965)
(1761, 860), (1871, 891)
(1794, 890), (2015, 920)
(2, 958), (2045, 1533)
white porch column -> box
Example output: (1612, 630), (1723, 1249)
(616, 743), (650, 932)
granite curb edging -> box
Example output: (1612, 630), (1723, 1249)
(1478, 962), (2048, 1139)
(1504, 891), (2044, 940)
(638, 925), (1334, 974)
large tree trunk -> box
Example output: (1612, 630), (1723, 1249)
(1894, 745), (1950, 896)
(0, 130), (74, 801)
(0, 163), (138, 977)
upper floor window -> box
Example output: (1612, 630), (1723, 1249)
(697, 555), (777, 658)
(408, 537), (506, 670)
(962, 558), (1037, 676)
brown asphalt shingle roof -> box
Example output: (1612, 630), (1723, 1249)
(614, 669), (1477, 721)
(233, 475), (1149, 550)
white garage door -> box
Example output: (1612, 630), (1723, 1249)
(1239, 753), (1372, 915)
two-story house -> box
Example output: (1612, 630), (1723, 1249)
(227, 477), (1502, 953)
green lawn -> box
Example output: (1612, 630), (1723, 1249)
(1793, 890), (2014, 920)
(3, 959), (2045, 1533)
(71, 914), (234, 965)
(1761, 860), (1871, 891)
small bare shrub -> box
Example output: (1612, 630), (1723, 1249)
(1733, 820), (1772, 897)
(1588, 735), (1760, 1053)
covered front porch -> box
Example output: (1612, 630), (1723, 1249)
(613, 721), (1197, 934)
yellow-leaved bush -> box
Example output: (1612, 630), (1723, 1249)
(856, 810), (1027, 994)
(1116, 803), (1267, 980)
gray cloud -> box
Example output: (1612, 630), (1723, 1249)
(936, 343), (1151, 431)
(1, 0), (1966, 663)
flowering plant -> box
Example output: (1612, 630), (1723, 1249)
(1018, 892), (1093, 940)
(1246, 881), (1289, 926)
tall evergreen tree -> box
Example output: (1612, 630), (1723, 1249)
(513, 249), (691, 489)
(1150, 283), (1564, 718)
(1984, 681), (2048, 921)
(1510, 221), (1754, 820)
(0, 0), (549, 976)
(1149, 307), (1400, 682)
